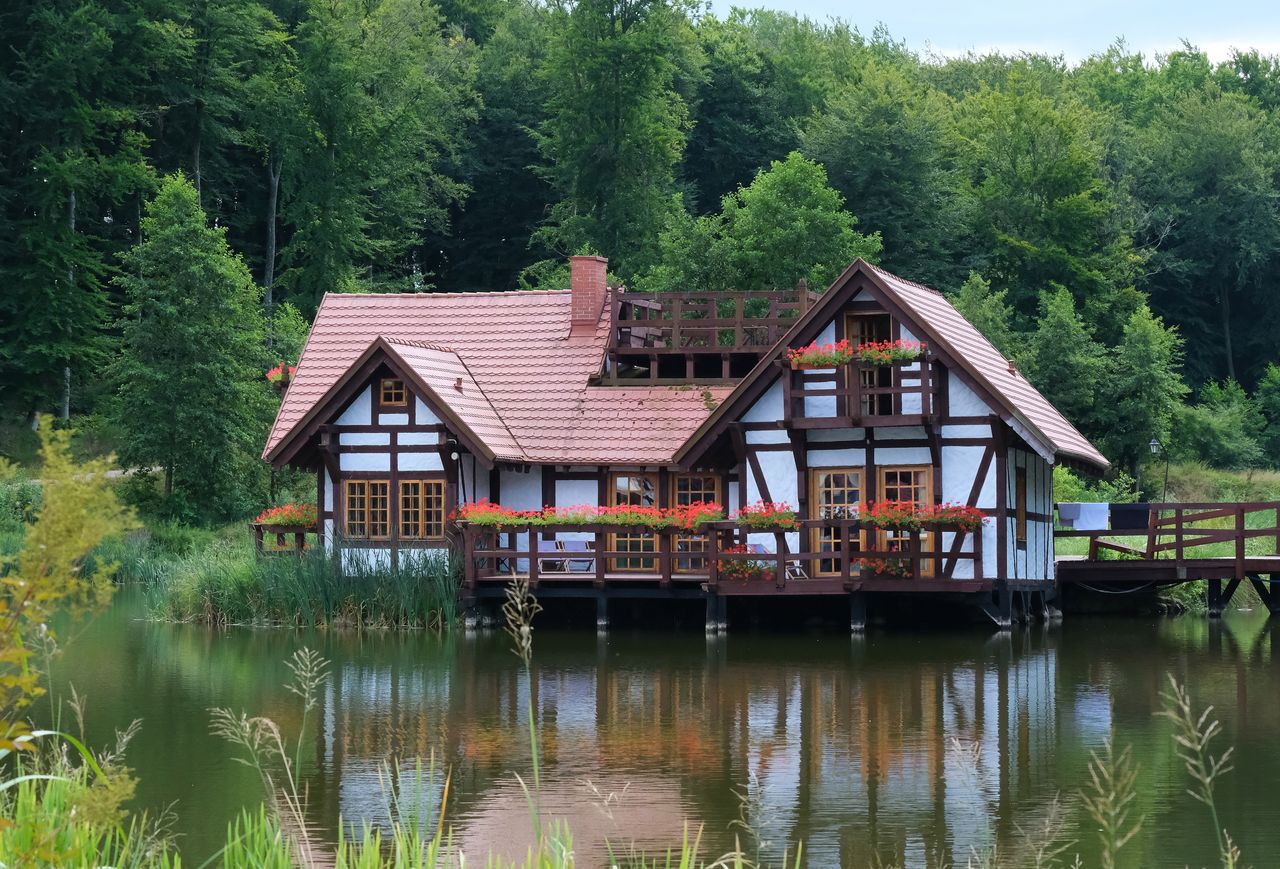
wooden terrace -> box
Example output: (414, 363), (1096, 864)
(459, 518), (990, 622)
(604, 285), (819, 383)
(1055, 502), (1280, 616)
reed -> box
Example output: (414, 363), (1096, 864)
(140, 536), (461, 629)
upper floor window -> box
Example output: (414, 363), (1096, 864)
(380, 378), (407, 407)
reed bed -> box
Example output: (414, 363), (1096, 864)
(118, 532), (461, 629)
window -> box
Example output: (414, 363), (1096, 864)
(345, 480), (390, 539)
(673, 474), (720, 572)
(1015, 467), (1028, 546)
(380, 378), (407, 407)
(610, 473), (657, 572)
(878, 466), (934, 576)
(846, 313), (893, 416)
(400, 479), (446, 540)
(810, 468), (863, 575)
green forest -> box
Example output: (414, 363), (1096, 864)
(4, 0), (1280, 517)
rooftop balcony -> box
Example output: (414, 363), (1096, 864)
(603, 284), (820, 384)
(781, 355), (943, 429)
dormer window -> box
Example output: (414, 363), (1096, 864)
(380, 378), (407, 407)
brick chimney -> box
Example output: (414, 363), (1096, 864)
(569, 255), (608, 337)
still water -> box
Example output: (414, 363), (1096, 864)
(46, 590), (1280, 867)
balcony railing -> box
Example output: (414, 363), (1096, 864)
(782, 357), (942, 428)
(604, 286), (819, 383)
(459, 518), (984, 591)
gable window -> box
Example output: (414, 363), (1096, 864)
(400, 479), (446, 540)
(380, 378), (407, 407)
(1015, 467), (1028, 547)
(673, 474), (720, 573)
(345, 480), (390, 539)
(846, 313), (894, 417)
(610, 473), (657, 572)
(878, 466), (934, 576)
(810, 468), (863, 575)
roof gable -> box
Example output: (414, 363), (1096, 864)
(676, 260), (1110, 471)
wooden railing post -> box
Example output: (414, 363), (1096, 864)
(671, 298), (683, 350)
(462, 527), (476, 589)
(1235, 505), (1246, 580)
(708, 527), (720, 590)
(848, 364), (862, 425)
(527, 523), (540, 588)
(659, 528), (672, 587)
(909, 530), (922, 580)
(840, 521), (852, 587)
(974, 525), (984, 580)
(594, 523), (606, 588)
(775, 531), (786, 589)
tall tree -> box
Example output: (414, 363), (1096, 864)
(535, 0), (702, 276)
(948, 272), (1021, 360)
(279, 0), (477, 306)
(111, 175), (271, 519)
(640, 152), (881, 293)
(1134, 83), (1280, 385)
(803, 60), (964, 289)
(1096, 304), (1187, 476)
(1022, 287), (1107, 439)
(953, 77), (1141, 335)
(0, 0), (171, 417)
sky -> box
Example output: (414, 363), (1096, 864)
(706, 0), (1280, 63)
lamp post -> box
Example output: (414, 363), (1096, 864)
(1149, 438), (1169, 504)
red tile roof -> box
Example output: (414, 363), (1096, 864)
(865, 263), (1109, 470)
(263, 290), (732, 465)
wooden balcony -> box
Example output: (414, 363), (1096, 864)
(781, 357), (942, 429)
(459, 518), (985, 595)
(604, 285), (819, 384)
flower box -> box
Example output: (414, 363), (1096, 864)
(786, 340), (854, 369)
(254, 503), (317, 529)
(452, 500), (725, 530)
(267, 364), (297, 395)
(734, 501), (799, 530)
(717, 545), (773, 582)
(853, 339), (925, 366)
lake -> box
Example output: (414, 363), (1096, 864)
(46, 589), (1280, 867)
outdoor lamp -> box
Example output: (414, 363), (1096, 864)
(1149, 438), (1162, 455)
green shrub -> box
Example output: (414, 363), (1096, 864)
(1053, 466), (1139, 505)
(0, 474), (41, 533)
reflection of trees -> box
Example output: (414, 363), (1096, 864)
(87, 599), (1280, 868)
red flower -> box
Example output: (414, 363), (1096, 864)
(853, 339), (925, 366)
(254, 502), (317, 528)
(736, 501), (798, 529)
(786, 339), (854, 367)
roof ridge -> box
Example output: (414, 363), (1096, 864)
(867, 262), (947, 297)
(383, 337), (454, 352)
(322, 289), (572, 300)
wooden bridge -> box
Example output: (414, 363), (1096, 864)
(1055, 502), (1280, 617)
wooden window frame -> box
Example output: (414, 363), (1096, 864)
(1015, 466), (1028, 548)
(877, 465), (935, 577)
(379, 377), (408, 408)
(809, 467), (864, 576)
(345, 479), (390, 540)
(844, 312), (895, 418)
(609, 472), (658, 573)
(672, 473), (721, 573)
(399, 477), (446, 542)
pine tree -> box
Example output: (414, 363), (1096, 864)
(949, 272), (1021, 359)
(1023, 287), (1107, 438)
(111, 175), (272, 519)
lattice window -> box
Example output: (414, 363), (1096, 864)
(380, 378), (407, 407)
(610, 473), (656, 572)
(878, 466), (934, 575)
(400, 479), (446, 540)
(847, 313), (893, 416)
(810, 468), (863, 575)
(346, 480), (389, 539)
(674, 474), (720, 572)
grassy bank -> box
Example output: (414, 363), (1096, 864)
(90, 524), (460, 629)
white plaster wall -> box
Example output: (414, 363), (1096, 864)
(809, 447), (867, 468)
(809, 427), (865, 442)
(340, 432), (389, 446)
(941, 424), (991, 438)
(727, 481), (739, 512)
(1006, 451), (1054, 582)
(378, 413), (410, 426)
(323, 469), (335, 554)
(940, 445), (995, 579)
(745, 429), (789, 444)
(500, 467), (543, 568)
(747, 452), (800, 553)
(336, 387), (372, 425)
(340, 452), (390, 472)
(874, 447), (931, 466)
(460, 457), (489, 503)
(949, 375), (992, 417)
(398, 452), (444, 472)
(414, 398), (441, 424)
(553, 478), (599, 543)
(341, 548), (391, 573)
(399, 432), (436, 446)
(742, 380), (784, 424)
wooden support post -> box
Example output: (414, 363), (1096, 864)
(705, 592), (720, 634)
(1235, 504), (1246, 580)
(1208, 578), (1224, 618)
(596, 593), (609, 631)
(775, 532), (786, 589)
(850, 591), (867, 633)
(528, 524), (540, 589)
(594, 523), (606, 588)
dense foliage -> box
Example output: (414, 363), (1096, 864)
(4, 0), (1280, 500)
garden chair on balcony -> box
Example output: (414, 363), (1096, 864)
(536, 538), (566, 573)
(561, 540), (596, 573)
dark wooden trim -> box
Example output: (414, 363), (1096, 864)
(790, 428), (809, 522)
(316, 466), (326, 547)
(330, 424), (445, 434)
(865, 429), (877, 502)
(994, 419), (1008, 583)
(489, 466), (500, 503)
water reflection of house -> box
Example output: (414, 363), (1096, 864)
(307, 634), (1063, 867)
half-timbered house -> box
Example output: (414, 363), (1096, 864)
(263, 256), (1110, 628)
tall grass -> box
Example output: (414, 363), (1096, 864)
(139, 537), (460, 629)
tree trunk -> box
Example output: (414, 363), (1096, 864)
(263, 149), (282, 304)
(1222, 287), (1235, 381)
(192, 101), (203, 204)
(164, 461), (173, 498)
(62, 188), (76, 420)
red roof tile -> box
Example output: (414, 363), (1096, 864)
(264, 291), (731, 465)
